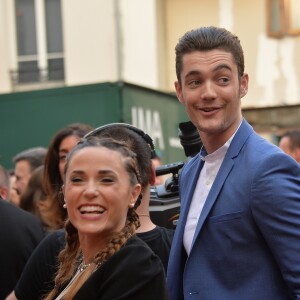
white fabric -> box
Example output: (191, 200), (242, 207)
(183, 125), (241, 255)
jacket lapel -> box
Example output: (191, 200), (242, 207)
(175, 156), (204, 243)
(190, 119), (254, 250)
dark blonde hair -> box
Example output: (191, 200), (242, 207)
(44, 136), (142, 300)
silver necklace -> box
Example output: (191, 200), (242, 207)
(78, 261), (92, 272)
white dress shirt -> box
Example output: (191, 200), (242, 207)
(183, 133), (237, 255)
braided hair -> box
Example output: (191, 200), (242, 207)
(44, 136), (142, 300)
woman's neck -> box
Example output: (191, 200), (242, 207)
(136, 213), (156, 233)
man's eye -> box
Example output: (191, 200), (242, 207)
(219, 77), (229, 84)
(189, 80), (200, 87)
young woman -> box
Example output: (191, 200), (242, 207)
(44, 136), (168, 300)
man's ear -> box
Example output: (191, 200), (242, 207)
(240, 73), (249, 98)
(0, 186), (8, 200)
(175, 81), (184, 104)
(294, 148), (300, 163)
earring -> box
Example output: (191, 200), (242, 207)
(63, 203), (67, 208)
(129, 202), (135, 208)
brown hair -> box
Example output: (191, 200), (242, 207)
(175, 26), (245, 85)
(43, 123), (93, 230)
(44, 137), (142, 300)
(280, 130), (300, 151)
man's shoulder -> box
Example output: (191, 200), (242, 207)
(0, 199), (41, 224)
(0, 199), (45, 239)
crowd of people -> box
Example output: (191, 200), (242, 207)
(1, 26), (300, 300)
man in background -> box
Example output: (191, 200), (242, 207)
(279, 130), (300, 163)
(0, 164), (10, 200)
(12, 147), (47, 198)
(0, 164), (45, 299)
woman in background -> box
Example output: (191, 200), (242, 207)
(42, 123), (93, 230)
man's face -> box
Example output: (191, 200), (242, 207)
(175, 49), (248, 152)
(279, 136), (300, 163)
(14, 160), (32, 196)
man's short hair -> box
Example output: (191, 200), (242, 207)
(281, 130), (300, 151)
(13, 147), (47, 172)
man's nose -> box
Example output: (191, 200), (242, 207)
(201, 81), (217, 100)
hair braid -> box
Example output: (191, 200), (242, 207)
(93, 207), (139, 266)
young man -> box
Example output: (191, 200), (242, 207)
(279, 130), (300, 163)
(167, 26), (300, 299)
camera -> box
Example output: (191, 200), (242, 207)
(149, 121), (202, 229)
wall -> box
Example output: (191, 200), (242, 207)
(62, 0), (118, 85)
(164, 0), (300, 108)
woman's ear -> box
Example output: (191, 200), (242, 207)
(61, 184), (65, 196)
(132, 184), (142, 204)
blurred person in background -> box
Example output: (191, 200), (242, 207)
(8, 170), (20, 205)
(152, 150), (165, 186)
(279, 130), (300, 164)
(12, 147), (47, 198)
(0, 164), (10, 200)
(42, 123), (93, 230)
(19, 165), (54, 231)
(0, 165), (45, 299)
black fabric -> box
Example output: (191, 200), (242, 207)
(14, 229), (65, 300)
(55, 236), (168, 300)
(14, 226), (173, 300)
(137, 226), (174, 272)
(14, 228), (172, 300)
(0, 198), (45, 299)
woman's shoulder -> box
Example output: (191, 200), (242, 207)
(120, 235), (157, 257)
(103, 235), (163, 272)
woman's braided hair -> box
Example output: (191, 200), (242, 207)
(44, 136), (142, 300)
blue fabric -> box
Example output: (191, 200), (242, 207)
(167, 119), (300, 299)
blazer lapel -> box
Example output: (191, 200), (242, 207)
(176, 156), (204, 242)
(190, 119), (254, 250)
(190, 157), (234, 248)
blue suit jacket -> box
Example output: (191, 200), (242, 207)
(167, 119), (300, 299)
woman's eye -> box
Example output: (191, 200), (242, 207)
(71, 177), (82, 183)
(59, 155), (67, 162)
(101, 177), (114, 183)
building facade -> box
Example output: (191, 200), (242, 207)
(0, 0), (300, 147)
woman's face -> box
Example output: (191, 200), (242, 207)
(63, 146), (141, 240)
(59, 135), (81, 181)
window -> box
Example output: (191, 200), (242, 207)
(267, 0), (300, 37)
(12, 0), (64, 85)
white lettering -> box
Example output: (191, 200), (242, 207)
(131, 106), (165, 149)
